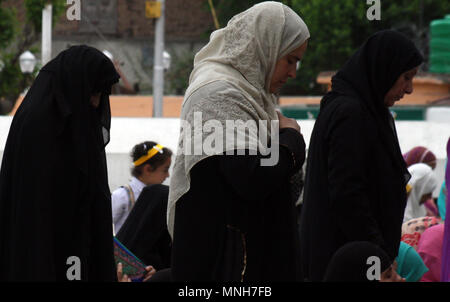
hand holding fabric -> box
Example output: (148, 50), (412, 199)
(277, 111), (300, 133)
(143, 266), (156, 282)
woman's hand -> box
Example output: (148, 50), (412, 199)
(143, 265), (156, 282)
(277, 111), (300, 132)
(380, 261), (405, 282)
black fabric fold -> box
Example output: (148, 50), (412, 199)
(116, 184), (172, 271)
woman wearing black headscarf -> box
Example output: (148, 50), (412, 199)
(323, 241), (401, 282)
(299, 30), (423, 282)
(0, 45), (120, 281)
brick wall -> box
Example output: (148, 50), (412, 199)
(2, 0), (214, 42)
(58, 0), (214, 41)
(1, 0), (215, 94)
(165, 0), (214, 40)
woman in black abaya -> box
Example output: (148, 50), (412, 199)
(0, 45), (120, 281)
(299, 30), (423, 282)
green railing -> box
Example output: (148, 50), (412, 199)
(280, 106), (427, 121)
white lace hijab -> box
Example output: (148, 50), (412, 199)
(167, 1), (310, 236)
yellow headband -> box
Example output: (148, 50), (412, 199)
(133, 144), (164, 166)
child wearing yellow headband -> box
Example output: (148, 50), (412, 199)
(112, 141), (172, 234)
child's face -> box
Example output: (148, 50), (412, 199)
(145, 157), (172, 185)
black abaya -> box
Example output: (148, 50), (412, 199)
(0, 45), (120, 281)
(171, 128), (306, 281)
(299, 30), (424, 282)
(116, 184), (172, 271)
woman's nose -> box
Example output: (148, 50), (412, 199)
(288, 67), (296, 79)
(405, 81), (413, 94)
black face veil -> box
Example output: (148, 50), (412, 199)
(0, 45), (120, 281)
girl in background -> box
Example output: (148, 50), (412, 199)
(112, 141), (172, 234)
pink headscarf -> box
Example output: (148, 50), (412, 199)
(417, 224), (444, 282)
(403, 146), (437, 169)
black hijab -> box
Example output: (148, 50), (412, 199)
(323, 241), (391, 282)
(322, 30), (423, 184)
(0, 45), (119, 281)
(116, 184), (172, 271)
(41, 45), (120, 168)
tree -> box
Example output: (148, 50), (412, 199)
(284, 0), (450, 94)
(211, 0), (263, 28)
(0, 1), (15, 50)
(0, 0), (66, 114)
(209, 0), (450, 95)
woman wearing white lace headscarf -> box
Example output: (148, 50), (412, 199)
(403, 163), (439, 222)
(168, 2), (309, 281)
